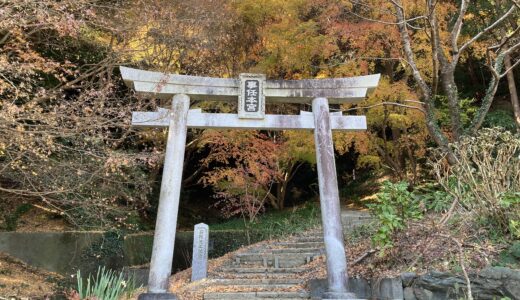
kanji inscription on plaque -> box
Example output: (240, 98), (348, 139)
(239, 73), (265, 119)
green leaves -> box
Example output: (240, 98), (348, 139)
(76, 266), (139, 300)
(499, 192), (520, 238)
(483, 110), (517, 133)
(368, 181), (423, 247)
(499, 192), (520, 208)
(416, 183), (453, 213)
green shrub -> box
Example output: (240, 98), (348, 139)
(416, 183), (453, 213)
(500, 192), (520, 239)
(483, 110), (517, 132)
(210, 202), (321, 238)
(368, 181), (423, 247)
(76, 266), (139, 300)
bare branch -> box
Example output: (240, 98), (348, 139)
(501, 56), (520, 78)
(0, 72), (17, 89)
(450, 0), (470, 53)
(351, 248), (378, 265)
(403, 99), (425, 104)
(438, 234), (473, 300)
(392, 1), (432, 100)
(502, 41), (520, 58)
(342, 101), (426, 114)
(346, 9), (426, 29)
(467, 54), (505, 134)
(457, 5), (517, 55)
(389, 0), (404, 10)
(487, 26), (520, 52)
(0, 32), (11, 45)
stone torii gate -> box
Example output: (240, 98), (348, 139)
(120, 67), (380, 300)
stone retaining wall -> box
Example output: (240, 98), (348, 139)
(403, 267), (519, 300)
(0, 230), (268, 276)
(310, 267), (520, 300)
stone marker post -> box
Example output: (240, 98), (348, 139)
(139, 94), (190, 300)
(313, 97), (357, 299)
(191, 223), (209, 281)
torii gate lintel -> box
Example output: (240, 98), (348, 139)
(131, 109), (367, 131)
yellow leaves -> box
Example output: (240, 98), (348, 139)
(333, 131), (370, 155)
(388, 113), (413, 130)
(464, 13), (476, 21)
(235, 0), (339, 77)
(357, 155), (381, 169)
(466, 40), (488, 61)
(261, 16), (335, 77)
(333, 62), (367, 77)
(0, 79), (8, 94)
(335, 76), (429, 174)
(282, 131), (316, 164)
(315, 71), (329, 79)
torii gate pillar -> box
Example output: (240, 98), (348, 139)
(145, 94), (190, 295)
(313, 97), (356, 299)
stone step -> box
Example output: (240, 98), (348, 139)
(343, 218), (373, 224)
(210, 283), (300, 289)
(292, 237), (323, 243)
(235, 252), (320, 259)
(300, 231), (323, 241)
(273, 242), (323, 248)
(297, 230), (322, 236)
(218, 267), (306, 274)
(236, 262), (306, 268)
(341, 210), (371, 217)
(214, 273), (301, 279)
(269, 247), (323, 254)
(204, 291), (310, 299)
(212, 278), (302, 286)
(232, 254), (318, 268)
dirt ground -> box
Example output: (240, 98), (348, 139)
(0, 252), (63, 298)
(14, 208), (72, 233)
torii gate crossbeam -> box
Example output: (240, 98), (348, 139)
(120, 67), (380, 300)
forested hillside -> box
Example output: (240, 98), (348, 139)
(1, 0), (519, 232)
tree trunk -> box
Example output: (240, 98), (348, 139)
(267, 193), (280, 210)
(505, 54), (520, 128)
(393, 2), (458, 165)
(373, 142), (404, 180)
(467, 54), (505, 135)
(440, 66), (462, 141)
(276, 180), (287, 210)
(383, 60), (395, 80)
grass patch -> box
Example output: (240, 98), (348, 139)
(209, 202), (321, 238)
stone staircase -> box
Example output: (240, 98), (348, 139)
(340, 210), (373, 230)
(202, 210), (373, 300)
(203, 233), (322, 299)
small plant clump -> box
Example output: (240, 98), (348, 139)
(74, 266), (139, 300)
(368, 181), (423, 248)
